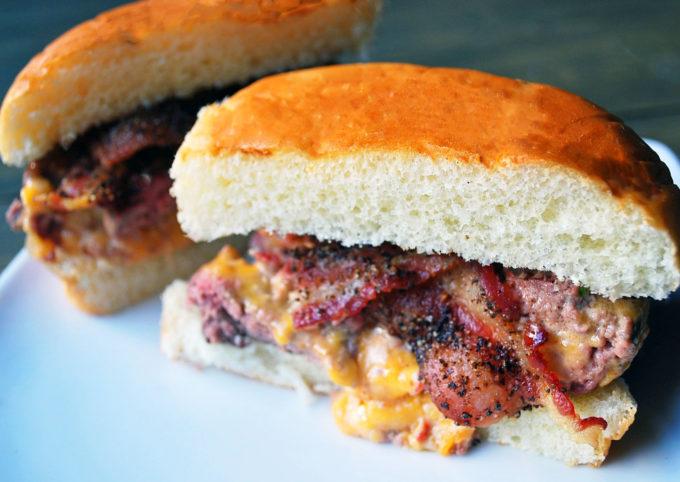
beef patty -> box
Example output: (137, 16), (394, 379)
(188, 231), (648, 429)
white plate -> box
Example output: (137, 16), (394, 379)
(1, 141), (679, 481)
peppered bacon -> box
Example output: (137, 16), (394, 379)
(250, 231), (461, 328)
(29, 89), (212, 210)
(86, 85), (239, 169)
(89, 100), (198, 168)
(22, 147), (177, 240)
(190, 232), (646, 430)
(422, 323), (536, 427)
(100, 169), (175, 237)
(365, 260), (642, 429)
(7, 86), (239, 248)
(365, 270), (538, 427)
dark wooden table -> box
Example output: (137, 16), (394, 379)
(0, 0), (679, 468)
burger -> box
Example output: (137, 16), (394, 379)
(161, 63), (680, 466)
(1, 0), (381, 313)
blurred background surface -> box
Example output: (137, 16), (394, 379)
(1, 0), (679, 268)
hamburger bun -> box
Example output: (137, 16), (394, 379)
(1, 1), (381, 313)
(165, 63), (678, 466)
(172, 63), (680, 300)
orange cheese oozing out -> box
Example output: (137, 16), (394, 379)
(202, 248), (476, 454)
(205, 246), (360, 387)
(333, 327), (475, 454)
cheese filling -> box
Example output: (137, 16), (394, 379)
(200, 247), (478, 454)
(332, 327), (476, 455)
(193, 240), (645, 455)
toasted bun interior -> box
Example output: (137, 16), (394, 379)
(0, 0), (381, 166)
(160, 280), (637, 466)
(172, 63), (680, 299)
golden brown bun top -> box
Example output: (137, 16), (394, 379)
(206, 62), (679, 231)
(9, 0), (353, 88)
(1, 0), (380, 165)
(16, 0), (349, 63)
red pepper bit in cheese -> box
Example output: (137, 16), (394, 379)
(524, 323), (608, 439)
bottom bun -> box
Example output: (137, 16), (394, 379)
(37, 241), (224, 314)
(479, 380), (636, 466)
(161, 280), (335, 397)
(160, 280), (637, 466)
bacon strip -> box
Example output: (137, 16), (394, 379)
(190, 232), (644, 435)
(524, 323), (607, 431)
(9, 86), (239, 250)
(89, 102), (196, 168)
(367, 276), (537, 427)
(477, 263), (521, 321)
(250, 232), (461, 328)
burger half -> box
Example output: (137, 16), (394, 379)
(1, 0), (381, 313)
(161, 63), (680, 466)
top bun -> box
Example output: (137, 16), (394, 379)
(171, 63), (680, 300)
(0, 0), (381, 166)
